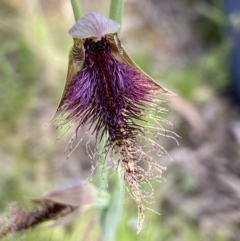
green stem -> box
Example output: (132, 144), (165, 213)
(109, 0), (125, 34)
(69, 1), (125, 240)
(70, 0), (82, 22)
(96, 3), (126, 241)
(100, 169), (123, 241)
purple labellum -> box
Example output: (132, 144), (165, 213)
(54, 12), (172, 149)
(61, 37), (161, 145)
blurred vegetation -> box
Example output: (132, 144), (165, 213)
(0, 0), (233, 240)
(162, 43), (229, 101)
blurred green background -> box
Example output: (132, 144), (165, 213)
(1, 0), (240, 240)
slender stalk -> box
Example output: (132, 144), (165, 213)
(69, 1), (125, 240)
(70, 0), (82, 22)
(97, 2), (126, 241)
(109, 0), (125, 34)
(100, 169), (123, 241)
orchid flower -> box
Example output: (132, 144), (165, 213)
(0, 179), (107, 239)
(53, 12), (176, 232)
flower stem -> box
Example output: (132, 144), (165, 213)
(70, 0), (82, 22)
(109, 0), (125, 34)
(97, 3), (126, 241)
(100, 169), (123, 241)
(69, 1), (125, 240)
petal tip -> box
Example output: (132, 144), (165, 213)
(162, 87), (177, 96)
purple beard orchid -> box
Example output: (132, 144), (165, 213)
(53, 12), (176, 232)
